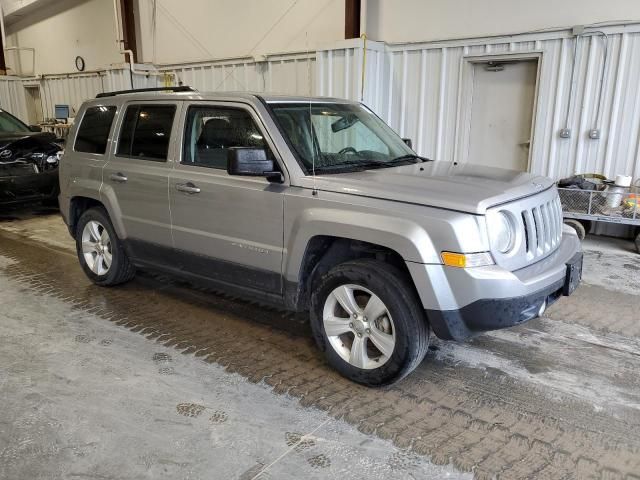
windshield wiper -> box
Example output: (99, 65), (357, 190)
(314, 160), (383, 172)
(389, 154), (432, 163)
(313, 155), (431, 173)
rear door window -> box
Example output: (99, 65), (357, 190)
(117, 105), (176, 161)
(74, 106), (117, 154)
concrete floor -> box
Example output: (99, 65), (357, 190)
(1, 206), (640, 479)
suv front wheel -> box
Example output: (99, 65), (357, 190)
(75, 207), (135, 286)
(310, 259), (430, 386)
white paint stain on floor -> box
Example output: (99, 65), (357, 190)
(435, 316), (640, 414)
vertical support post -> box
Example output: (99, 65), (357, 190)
(0, 9), (7, 74)
(119, 0), (138, 62)
(345, 0), (361, 39)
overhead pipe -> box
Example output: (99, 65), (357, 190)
(3, 47), (36, 76)
(112, 0), (174, 88)
(1, 5), (37, 76)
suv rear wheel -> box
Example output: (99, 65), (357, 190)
(75, 207), (135, 286)
(310, 259), (430, 386)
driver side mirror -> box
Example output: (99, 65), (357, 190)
(29, 125), (42, 132)
(227, 147), (283, 183)
(402, 138), (412, 149)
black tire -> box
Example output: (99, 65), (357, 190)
(310, 259), (430, 387)
(635, 232), (640, 254)
(564, 219), (586, 241)
(578, 219), (592, 235)
(75, 207), (135, 286)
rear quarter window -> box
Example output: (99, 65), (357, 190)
(74, 106), (117, 154)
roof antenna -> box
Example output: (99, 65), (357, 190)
(307, 31), (318, 196)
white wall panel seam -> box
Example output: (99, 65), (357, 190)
(603, 34), (628, 178)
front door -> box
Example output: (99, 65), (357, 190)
(468, 59), (538, 171)
(103, 102), (180, 261)
(169, 102), (285, 294)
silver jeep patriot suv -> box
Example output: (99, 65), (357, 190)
(59, 87), (582, 386)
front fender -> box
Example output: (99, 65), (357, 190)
(283, 206), (445, 285)
(283, 192), (490, 294)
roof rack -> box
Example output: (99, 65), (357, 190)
(96, 86), (197, 98)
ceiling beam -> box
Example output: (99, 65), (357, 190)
(1, 0), (59, 25)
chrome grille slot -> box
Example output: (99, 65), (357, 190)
(521, 196), (563, 260)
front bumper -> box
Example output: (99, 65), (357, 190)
(408, 227), (582, 341)
(0, 170), (59, 205)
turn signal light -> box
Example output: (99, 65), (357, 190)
(441, 251), (494, 268)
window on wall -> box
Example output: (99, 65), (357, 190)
(117, 105), (176, 161)
(183, 106), (271, 170)
(74, 106), (117, 154)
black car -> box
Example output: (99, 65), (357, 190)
(0, 108), (62, 206)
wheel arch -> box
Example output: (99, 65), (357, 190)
(69, 194), (125, 238)
(285, 234), (424, 312)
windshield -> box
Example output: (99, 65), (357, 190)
(0, 110), (30, 133)
(270, 102), (416, 173)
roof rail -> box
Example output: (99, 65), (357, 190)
(96, 86), (197, 98)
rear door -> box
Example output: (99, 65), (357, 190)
(103, 101), (181, 262)
(168, 102), (286, 294)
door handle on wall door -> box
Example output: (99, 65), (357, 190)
(109, 173), (128, 183)
(175, 182), (201, 194)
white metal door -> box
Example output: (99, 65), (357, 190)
(24, 86), (43, 125)
(468, 60), (537, 171)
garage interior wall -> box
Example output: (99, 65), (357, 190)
(339, 25), (640, 182)
(0, 1), (639, 182)
(135, 0), (345, 65)
(3, 0), (122, 75)
(364, 0), (640, 44)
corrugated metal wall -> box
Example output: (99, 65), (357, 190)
(0, 70), (156, 121)
(1, 24), (639, 182)
(0, 77), (29, 120)
(317, 25), (640, 182)
(156, 52), (316, 95)
(38, 73), (105, 117)
(0, 51), (314, 121)
(20, 70), (158, 119)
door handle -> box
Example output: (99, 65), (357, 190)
(109, 172), (128, 183)
(175, 182), (201, 194)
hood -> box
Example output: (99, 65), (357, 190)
(297, 161), (554, 214)
(0, 131), (57, 148)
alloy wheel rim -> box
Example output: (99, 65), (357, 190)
(322, 284), (395, 369)
(81, 220), (112, 276)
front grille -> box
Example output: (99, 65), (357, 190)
(521, 196), (563, 260)
(0, 162), (38, 177)
(488, 187), (564, 271)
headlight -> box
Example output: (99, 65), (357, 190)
(46, 155), (59, 165)
(489, 211), (516, 253)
